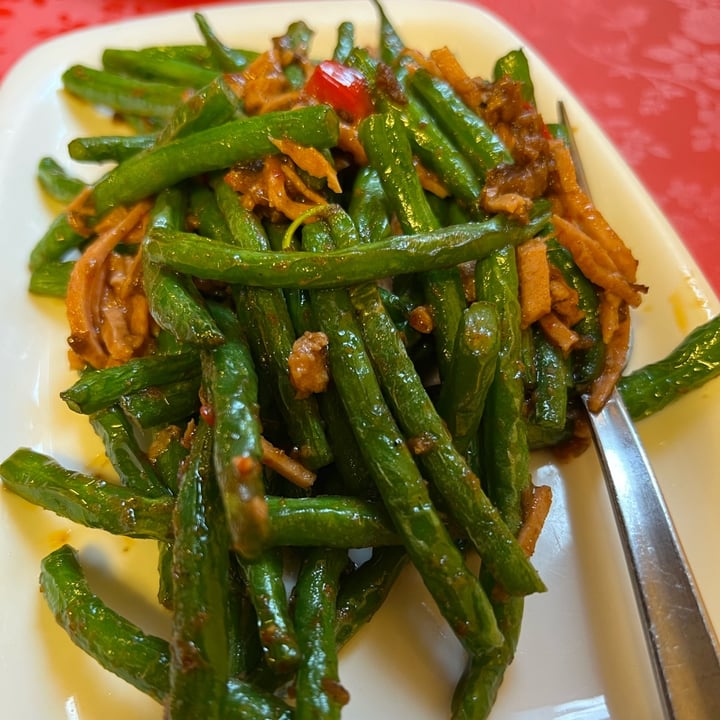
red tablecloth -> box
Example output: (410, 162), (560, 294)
(1, 0), (718, 298)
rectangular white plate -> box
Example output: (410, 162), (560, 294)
(0, 2), (718, 718)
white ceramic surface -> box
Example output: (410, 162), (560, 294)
(0, 2), (718, 718)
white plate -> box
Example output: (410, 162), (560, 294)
(1, 1), (718, 718)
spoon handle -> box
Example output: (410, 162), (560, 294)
(585, 389), (720, 719)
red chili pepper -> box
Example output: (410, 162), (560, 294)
(305, 60), (374, 122)
(199, 403), (215, 426)
(522, 100), (552, 140)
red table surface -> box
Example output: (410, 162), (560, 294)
(1, 0), (718, 298)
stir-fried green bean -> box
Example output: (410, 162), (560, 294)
(89, 403), (169, 496)
(101, 47), (219, 88)
(60, 350), (200, 415)
(62, 64), (188, 119)
(143, 204), (551, 288)
(143, 187), (225, 347)
(36, 156), (86, 203)
(28, 259), (74, 297)
(92, 104), (339, 213)
(0, 447), (174, 539)
(212, 177), (333, 470)
(200, 302), (267, 559)
(619, 313), (720, 419)
(68, 133), (156, 163)
(293, 547), (351, 720)
(436, 301), (501, 456)
(323, 204), (543, 596)
(359, 109), (467, 380)
(5, 7), (720, 720)
(303, 218), (504, 655)
(40, 544), (294, 719)
(167, 420), (230, 719)
(40, 544), (172, 702)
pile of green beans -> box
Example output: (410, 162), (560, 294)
(3, 4), (720, 720)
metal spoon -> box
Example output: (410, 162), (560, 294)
(557, 100), (720, 720)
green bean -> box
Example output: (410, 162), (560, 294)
(252, 222), (366, 495)
(143, 187), (225, 347)
(40, 544), (171, 702)
(227, 557), (263, 677)
(265, 495), (399, 547)
(102, 47), (219, 88)
(263, 221), (317, 340)
(376, 286), (422, 348)
(201, 302), (267, 559)
(0, 447), (173, 539)
(476, 245), (529, 535)
(347, 167), (420, 349)
(154, 73), (243, 146)
(119, 375), (201, 429)
(151, 427), (189, 610)
(454, 246), (532, 717)
(279, 21), (314, 90)
(40, 545), (293, 718)
(195, 194), (289, 432)
(189, 183), (236, 243)
(303, 219), (503, 655)
(124, 113), (165, 134)
(526, 417), (574, 450)
(372, 0), (405, 64)
(330, 209), (543, 596)
(451, 595), (525, 720)
(332, 21), (355, 63)
(294, 547), (350, 720)
(453, 302), (533, 720)
(167, 419), (229, 719)
(143, 201), (551, 289)
(136, 44), (218, 69)
(530, 325), (570, 430)
(335, 546), (408, 648)
(224, 678), (294, 720)
(358, 109), (467, 379)
(28, 212), (87, 272)
(346, 47), (483, 211)
(520, 325), (537, 389)
(193, 13), (260, 72)
(618, 313), (720, 420)
(37, 156), (85, 203)
(436, 301), (501, 456)
(409, 68), (513, 178)
(60, 350), (200, 415)
(156, 541), (175, 611)
(316, 396), (378, 498)
(493, 48), (536, 105)
(1, 446), (405, 549)
(156, 322), (200, 358)
(212, 177), (332, 470)
(149, 426), (188, 495)
(62, 64), (188, 119)
(403, 91), (485, 209)
(359, 110), (439, 233)
(91, 104), (338, 214)
(238, 548), (300, 675)
(546, 238), (604, 388)
(70, 75), (239, 166)
(68, 134), (155, 163)
(89, 403), (168, 496)
(347, 166), (391, 244)
(28, 260), (74, 297)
